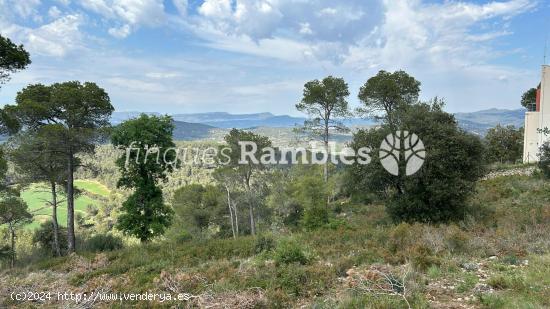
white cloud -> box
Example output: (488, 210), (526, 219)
(182, 0), (535, 68)
(145, 71), (183, 79)
(0, 14), (85, 57)
(185, 0), (383, 61)
(48, 6), (61, 19)
(299, 22), (312, 35)
(108, 24), (131, 38)
(198, 0), (232, 18)
(79, 0), (166, 38)
(11, 0), (41, 19)
(0, 0), (542, 114)
(172, 0), (188, 16)
(106, 76), (167, 92)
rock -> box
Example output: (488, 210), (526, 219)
(473, 283), (493, 294)
(461, 262), (479, 271)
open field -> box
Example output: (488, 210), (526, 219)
(19, 180), (110, 229)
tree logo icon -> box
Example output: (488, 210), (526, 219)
(379, 131), (425, 176)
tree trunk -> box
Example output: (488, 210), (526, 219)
(67, 152), (76, 253)
(324, 119), (329, 183)
(9, 225), (15, 268)
(249, 203), (256, 236)
(234, 202), (239, 236)
(51, 181), (61, 256)
(225, 186), (236, 239)
(245, 172), (256, 236)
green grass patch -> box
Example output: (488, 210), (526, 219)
(20, 182), (104, 229)
(74, 179), (111, 197)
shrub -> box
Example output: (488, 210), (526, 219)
(255, 235), (276, 254)
(33, 221), (68, 256)
(175, 230), (193, 243)
(411, 244), (439, 271)
(325, 218), (349, 230)
(444, 225), (470, 254)
(478, 294), (506, 309)
(302, 206), (329, 230)
(265, 289), (293, 308)
(387, 222), (422, 253)
(538, 142), (550, 179)
(273, 239), (313, 265)
(484, 125), (523, 164)
(294, 176), (329, 230)
(0, 245), (12, 264)
(456, 273), (478, 293)
(487, 274), (525, 290)
(84, 234), (124, 252)
(274, 263), (308, 295)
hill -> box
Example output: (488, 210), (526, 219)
(454, 108), (525, 135)
(111, 109), (526, 139)
(172, 121), (218, 140)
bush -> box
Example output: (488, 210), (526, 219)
(485, 125), (523, 164)
(274, 263), (308, 295)
(0, 245), (12, 263)
(33, 221), (68, 256)
(273, 239), (313, 265)
(294, 176), (329, 230)
(83, 234), (124, 252)
(538, 142), (550, 179)
(174, 230), (193, 243)
(478, 294), (506, 309)
(302, 206), (329, 230)
(255, 235), (276, 254)
(487, 274), (525, 290)
(444, 225), (470, 254)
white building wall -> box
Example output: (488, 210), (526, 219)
(524, 111), (539, 163)
(523, 65), (550, 163)
(538, 66), (550, 144)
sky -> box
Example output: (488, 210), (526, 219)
(0, 0), (549, 116)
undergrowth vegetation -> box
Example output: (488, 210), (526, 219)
(1, 173), (549, 308)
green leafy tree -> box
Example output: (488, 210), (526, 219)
(296, 76), (350, 182)
(485, 125), (523, 164)
(2, 82), (113, 252)
(357, 70), (421, 128)
(348, 99), (485, 223)
(7, 128), (67, 256)
(172, 184), (227, 238)
(0, 148), (8, 189)
(0, 35), (31, 88)
(521, 87), (537, 111)
(219, 129), (272, 236)
(0, 195), (32, 267)
(265, 165), (331, 231)
(294, 175), (329, 230)
(265, 169), (303, 229)
(111, 114), (176, 242)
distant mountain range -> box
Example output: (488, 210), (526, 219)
(454, 108), (525, 135)
(111, 111), (376, 128)
(109, 108), (527, 140)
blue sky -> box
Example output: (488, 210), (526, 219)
(0, 0), (549, 116)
